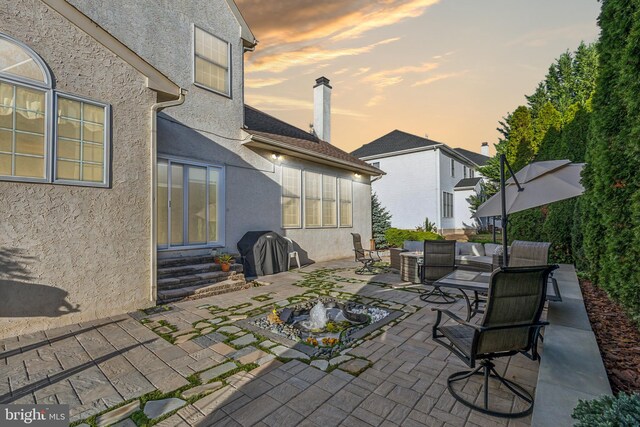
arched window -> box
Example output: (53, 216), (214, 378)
(0, 34), (51, 180)
(0, 33), (110, 186)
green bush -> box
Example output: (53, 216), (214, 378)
(572, 393), (640, 427)
(384, 228), (443, 248)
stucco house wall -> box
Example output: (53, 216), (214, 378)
(0, 0), (158, 338)
(71, 0), (373, 263)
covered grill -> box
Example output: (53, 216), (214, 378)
(237, 231), (289, 277)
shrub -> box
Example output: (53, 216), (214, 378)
(572, 393), (640, 427)
(384, 228), (443, 248)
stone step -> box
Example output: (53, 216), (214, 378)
(157, 271), (245, 290)
(158, 254), (241, 268)
(157, 277), (253, 303)
(157, 262), (242, 279)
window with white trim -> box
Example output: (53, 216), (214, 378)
(463, 165), (468, 178)
(339, 178), (353, 227)
(282, 166), (301, 228)
(194, 26), (230, 96)
(470, 169), (475, 178)
(442, 192), (453, 218)
(304, 171), (322, 227)
(322, 175), (337, 227)
(0, 33), (110, 186)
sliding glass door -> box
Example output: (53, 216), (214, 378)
(157, 159), (223, 248)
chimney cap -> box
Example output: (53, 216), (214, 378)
(481, 142), (489, 146)
(314, 76), (332, 89)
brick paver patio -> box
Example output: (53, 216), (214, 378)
(0, 258), (540, 426)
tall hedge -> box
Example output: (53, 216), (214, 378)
(581, 0), (640, 316)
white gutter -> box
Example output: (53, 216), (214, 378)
(359, 144), (443, 161)
(149, 90), (186, 302)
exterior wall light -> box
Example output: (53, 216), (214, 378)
(271, 153), (282, 161)
(354, 173), (361, 178)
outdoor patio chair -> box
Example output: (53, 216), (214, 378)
(351, 233), (381, 274)
(432, 264), (558, 418)
(283, 237), (301, 270)
(419, 240), (457, 304)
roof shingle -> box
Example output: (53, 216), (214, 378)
(453, 147), (490, 166)
(350, 130), (440, 158)
(454, 177), (482, 189)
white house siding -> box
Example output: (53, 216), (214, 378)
(370, 150), (439, 230)
(71, 0), (373, 263)
(454, 185), (480, 232)
(0, 0), (158, 338)
(438, 149), (470, 233)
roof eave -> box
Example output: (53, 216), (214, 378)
(224, 0), (258, 48)
(357, 144), (443, 161)
(42, 0), (181, 98)
(246, 133), (385, 176)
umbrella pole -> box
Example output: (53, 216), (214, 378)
(500, 154), (508, 266)
(492, 217), (496, 243)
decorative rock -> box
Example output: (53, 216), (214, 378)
(200, 362), (237, 382)
(310, 360), (329, 371)
(231, 334), (257, 347)
(95, 400), (140, 427)
(181, 381), (223, 399)
(217, 325), (241, 334)
(339, 358), (370, 374)
(143, 398), (186, 420)
(270, 345), (310, 360)
(174, 333), (198, 344)
(329, 355), (353, 366)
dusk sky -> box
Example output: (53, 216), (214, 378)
(236, 0), (600, 156)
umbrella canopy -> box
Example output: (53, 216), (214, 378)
(475, 162), (585, 218)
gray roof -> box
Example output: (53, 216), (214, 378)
(350, 130), (440, 158)
(454, 177), (482, 189)
(454, 147), (490, 166)
(244, 106), (383, 175)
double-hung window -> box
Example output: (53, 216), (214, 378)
(442, 192), (453, 218)
(282, 166), (301, 228)
(194, 26), (230, 96)
(322, 175), (337, 227)
(304, 171), (322, 227)
(339, 178), (353, 227)
(0, 33), (110, 186)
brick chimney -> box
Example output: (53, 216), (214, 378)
(481, 142), (489, 156)
(313, 77), (331, 143)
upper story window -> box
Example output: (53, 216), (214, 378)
(470, 169), (475, 178)
(194, 26), (230, 96)
(463, 165), (468, 178)
(0, 33), (110, 186)
(450, 158), (455, 177)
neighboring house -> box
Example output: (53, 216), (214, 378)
(0, 0), (380, 337)
(351, 131), (489, 235)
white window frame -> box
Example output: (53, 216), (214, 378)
(0, 32), (111, 187)
(157, 156), (226, 249)
(281, 166), (302, 229)
(338, 178), (353, 228)
(53, 92), (111, 187)
(321, 174), (338, 228)
(192, 25), (232, 98)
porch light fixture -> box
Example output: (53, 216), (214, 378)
(271, 153), (282, 161)
(354, 173), (361, 178)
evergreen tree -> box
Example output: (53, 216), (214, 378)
(505, 106), (534, 171)
(371, 193), (392, 249)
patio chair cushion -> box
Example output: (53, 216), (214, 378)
(403, 240), (423, 252)
(484, 243), (502, 255)
(456, 242), (485, 256)
(456, 255), (494, 271)
(438, 324), (474, 358)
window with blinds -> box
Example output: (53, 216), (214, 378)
(339, 178), (353, 227)
(304, 171), (322, 227)
(282, 166), (301, 228)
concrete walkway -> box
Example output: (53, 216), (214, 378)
(1, 259), (558, 426)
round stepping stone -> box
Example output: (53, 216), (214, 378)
(143, 398), (186, 420)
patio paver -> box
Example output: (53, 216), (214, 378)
(0, 257), (575, 426)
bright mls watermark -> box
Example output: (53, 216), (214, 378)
(1, 405), (69, 426)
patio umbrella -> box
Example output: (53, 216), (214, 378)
(475, 156), (585, 265)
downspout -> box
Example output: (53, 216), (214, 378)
(150, 90), (186, 302)
(435, 148), (441, 233)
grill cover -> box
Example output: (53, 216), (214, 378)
(237, 231), (289, 277)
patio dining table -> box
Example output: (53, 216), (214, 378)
(434, 269), (562, 320)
